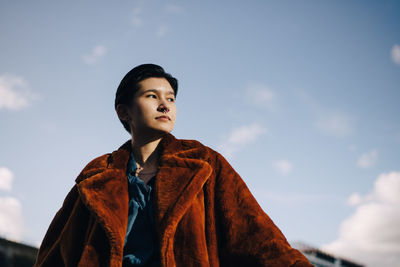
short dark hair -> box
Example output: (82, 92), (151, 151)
(115, 64), (178, 133)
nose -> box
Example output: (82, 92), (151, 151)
(157, 103), (170, 114)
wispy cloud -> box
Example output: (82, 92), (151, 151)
(0, 167), (13, 191)
(82, 45), (107, 65)
(297, 89), (356, 138)
(273, 160), (293, 175)
(131, 7), (143, 27)
(218, 123), (266, 159)
(357, 149), (378, 168)
(0, 74), (36, 110)
(246, 83), (276, 110)
(391, 44), (400, 65)
(156, 24), (168, 38)
(165, 3), (185, 14)
(0, 168), (23, 241)
(323, 171), (400, 267)
(347, 192), (363, 206)
(348, 144), (357, 152)
(316, 112), (355, 137)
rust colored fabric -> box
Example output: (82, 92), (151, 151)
(34, 134), (312, 267)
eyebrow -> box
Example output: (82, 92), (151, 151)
(142, 89), (175, 95)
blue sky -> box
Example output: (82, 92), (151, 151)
(1, 1), (399, 266)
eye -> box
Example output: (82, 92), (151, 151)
(146, 94), (157, 99)
(167, 97), (175, 102)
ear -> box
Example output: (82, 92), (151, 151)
(116, 104), (130, 121)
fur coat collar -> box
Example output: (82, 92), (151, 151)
(75, 134), (213, 266)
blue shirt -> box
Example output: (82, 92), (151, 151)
(122, 153), (159, 266)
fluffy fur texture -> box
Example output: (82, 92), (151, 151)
(34, 134), (312, 267)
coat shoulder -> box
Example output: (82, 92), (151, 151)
(170, 136), (217, 154)
(172, 137), (229, 168)
(176, 138), (208, 151)
(162, 134), (206, 151)
(75, 154), (112, 183)
(75, 140), (131, 183)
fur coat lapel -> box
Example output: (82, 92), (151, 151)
(75, 142), (131, 263)
(75, 134), (213, 263)
(155, 134), (213, 258)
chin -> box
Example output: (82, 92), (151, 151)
(152, 124), (174, 134)
(134, 123), (174, 140)
(150, 127), (174, 136)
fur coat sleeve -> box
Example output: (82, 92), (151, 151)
(211, 152), (310, 266)
(34, 134), (311, 267)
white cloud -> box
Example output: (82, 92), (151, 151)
(165, 4), (184, 14)
(323, 171), (400, 267)
(273, 160), (293, 175)
(156, 24), (168, 38)
(357, 149), (378, 168)
(0, 196), (23, 241)
(0, 167), (24, 241)
(218, 123), (266, 159)
(0, 74), (35, 110)
(0, 167), (13, 191)
(82, 45), (107, 65)
(131, 7), (143, 27)
(391, 44), (400, 65)
(316, 112), (355, 137)
(246, 83), (276, 109)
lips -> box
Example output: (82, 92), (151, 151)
(155, 115), (170, 121)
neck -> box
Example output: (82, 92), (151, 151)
(130, 133), (164, 165)
(130, 133), (166, 185)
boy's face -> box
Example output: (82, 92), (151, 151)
(122, 77), (176, 137)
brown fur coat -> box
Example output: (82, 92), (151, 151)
(34, 134), (311, 267)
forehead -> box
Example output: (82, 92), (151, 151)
(138, 77), (174, 93)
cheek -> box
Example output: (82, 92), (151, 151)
(171, 112), (177, 123)
(129, 107), (145, 127)
(171, 106), (177, 119)
(132, 103), (149, 119)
